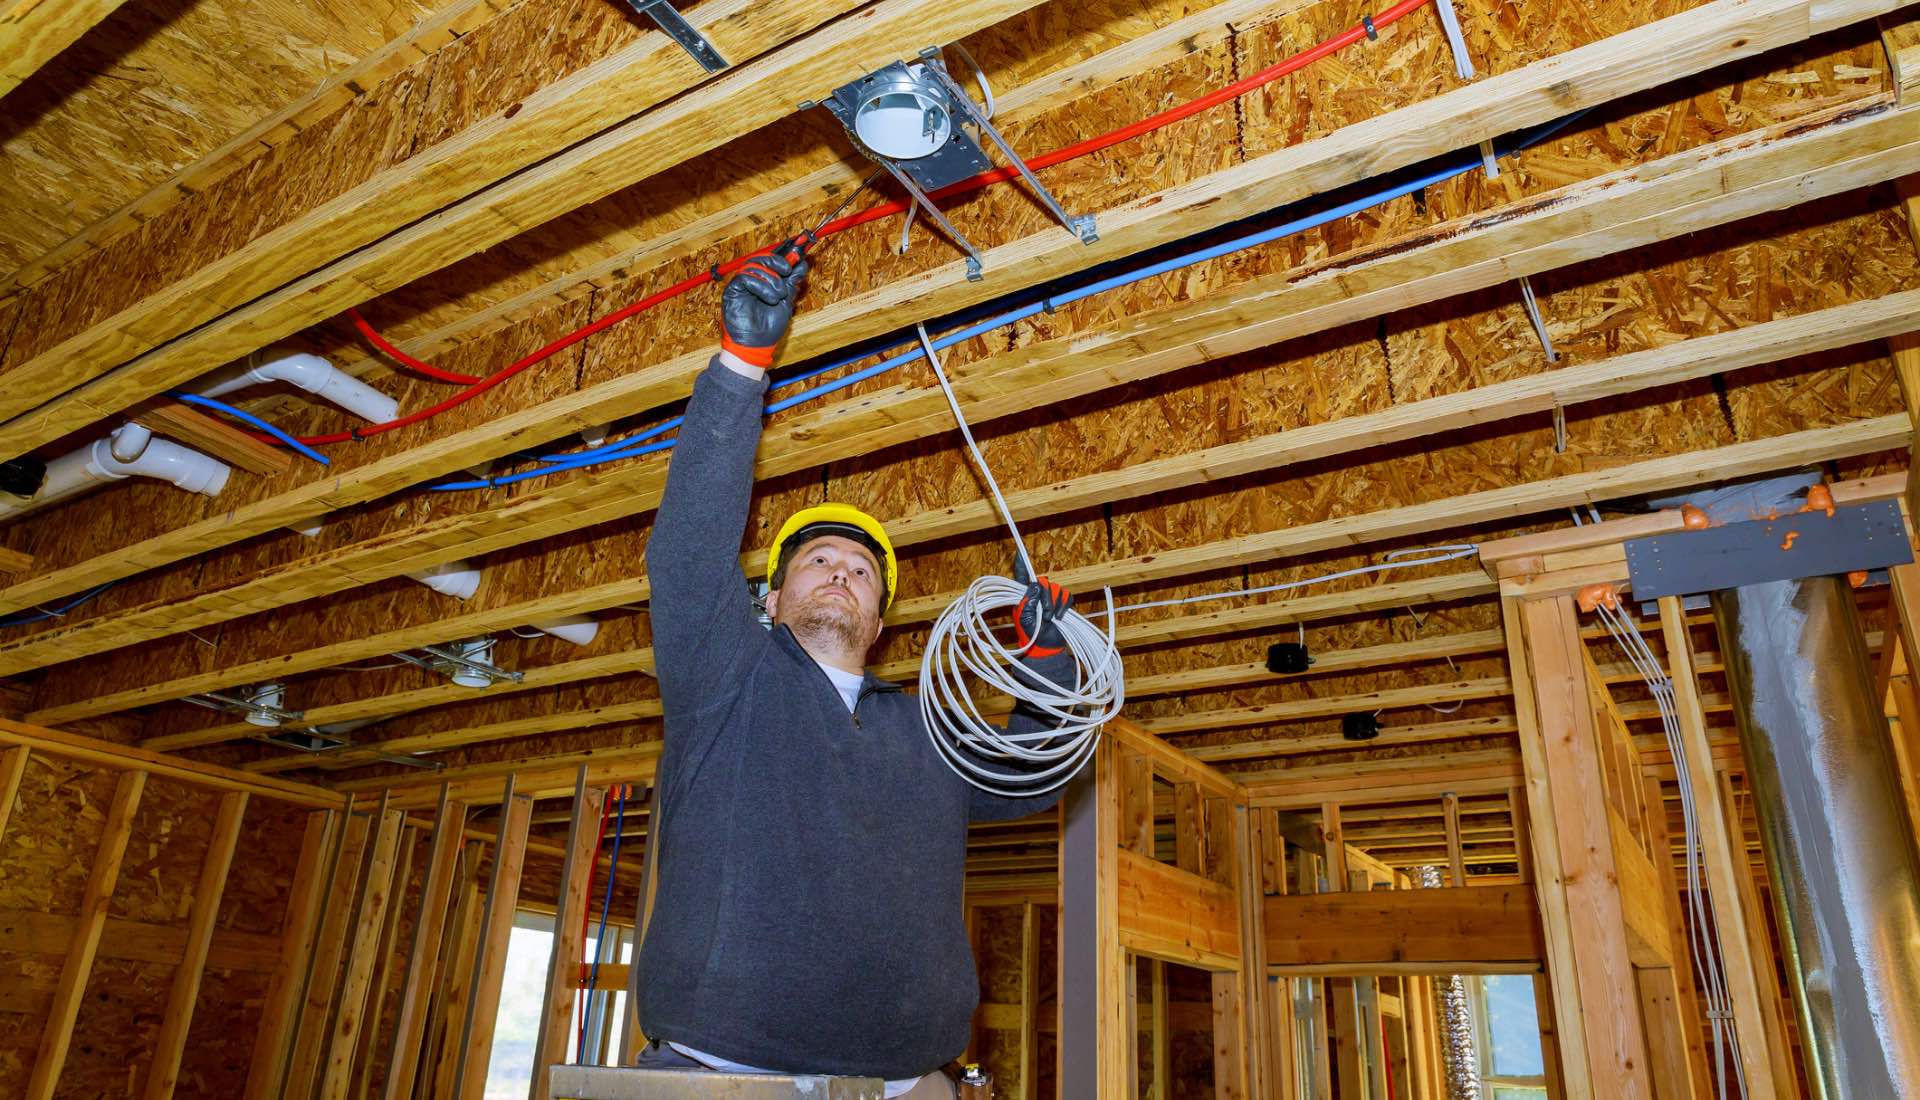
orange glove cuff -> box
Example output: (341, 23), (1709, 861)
(721, 334), (775, 368)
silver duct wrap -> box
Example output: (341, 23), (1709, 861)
(1713, 574), (1920, 1099)
(1417, 865), (1481, 1100)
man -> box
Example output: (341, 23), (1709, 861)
(633, 252), (1076, 1096)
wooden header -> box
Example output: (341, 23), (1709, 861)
(1263, 884), (1544, 975)
(1105, 716), (1244, 802)
(0, 717), (343, 808)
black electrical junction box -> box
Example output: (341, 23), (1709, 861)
(1341, 712), (1381, 741)
(1266, 641), (1312, 674)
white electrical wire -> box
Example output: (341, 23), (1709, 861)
(911, 321), (1484, 796)
(1592, 596), (1747, 1099)
(1110, 544), (1479, 614)
(915, 323), (1126, 797)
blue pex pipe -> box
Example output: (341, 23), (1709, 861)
(0, 580), (119, 630)
(434, 110), (1586, 492)
(169, 391), (332, 466)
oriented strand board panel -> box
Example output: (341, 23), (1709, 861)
(0, 0), (456, 278)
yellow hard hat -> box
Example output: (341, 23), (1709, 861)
(767, 502), (897, 610)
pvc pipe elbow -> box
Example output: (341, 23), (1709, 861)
(90, 433), (231, 497)
(197, 352), (399, 424)
(261, 352), (399, 424)
(409, 559), (482, 600)
(532, 615), (600, 646)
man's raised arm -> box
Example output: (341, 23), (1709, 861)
(644, 255), (808, 701)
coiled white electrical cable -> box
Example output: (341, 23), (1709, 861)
(911, 321), (1483, 797)
(914, 324), (1126, 798)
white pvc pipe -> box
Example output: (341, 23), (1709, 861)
(532, 614), (599, 646)
(0, 424), (231, 523)
(409, 559), (482, 600)
(198, 351), (398, 424)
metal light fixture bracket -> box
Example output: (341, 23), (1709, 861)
(811, 48), (1097, 279)
(184, 687), (306, 726)
(398, 639), (525, 687)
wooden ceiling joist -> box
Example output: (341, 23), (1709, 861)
(37, 406), (1899, 727)
(247, 443), (1892, 778)
(0, 0), (1055, 453)
(250, 575), (1498, 778)
(0, 0), (525, 298)
(1184, 715), (1522, 762)
(0, 0), (1902, 623)
(52, 399), (1896, 725)
(1135, 678), (1513, 737)
(0, 0), (1320, 622)
(152, 579), (1692, 760)
(7, 119), (1915, 693)
(319, 0), (1327, 387)
(247, 625), (1508, 775)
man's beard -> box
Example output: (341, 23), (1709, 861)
(782, 589), (876, 655)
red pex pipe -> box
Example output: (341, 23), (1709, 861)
(295, 0), (1433, 448)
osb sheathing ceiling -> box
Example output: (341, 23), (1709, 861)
(0, 0), (1915, 801)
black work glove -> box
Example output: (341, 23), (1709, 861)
(720, 252), (808, 368)
(1012, 558), (1073, 659)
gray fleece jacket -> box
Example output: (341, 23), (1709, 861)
(633, 360), (1071, 1080)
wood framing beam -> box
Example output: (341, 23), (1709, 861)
(1516, 596), (1654, 1099)
(281, 805), (373, 1100)
(0, 0), (1323, 627)
(316, 804), (407, 1100)
(247, 697), (665, 775)
(249, 414), (1901, 773)
(243, 810), (337, 1100)
(1117, 849), (1242, 971)
(451, 787), (532, 1100)
(0, 0), (996, 441)
(530, 774), (605, 1100)
(141, 790), (249, 1100)
(1656, 596), (1786, 1098)
(0, 0), (527, 297)
(14, 112), (1916, 731)
(0, 905), (281, 970)
(1261, 885), (1544, 973)
(1137, 678), (1512, 737)
(131, 400), (295, 475)
(0, 743), (26, 844)
(1184, 716), (1520, 763)
(1058, 737), (1124, 1099)
(320, 0), (1323, 393)
(25, 768), (146, 1100)
(0, 716), (343, 807)
(0, 0), (131, 97)
(4, 2), (1911, 629)
(157, 587), (1498, 759)
(1243, 751), (1524, 808)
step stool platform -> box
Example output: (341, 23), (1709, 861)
(547, 1065), (884, 1099)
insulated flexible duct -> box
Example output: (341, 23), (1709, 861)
(1417, 864), (1481, 1100)
(1714, 572), (1920, 1098)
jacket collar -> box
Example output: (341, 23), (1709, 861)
(772, 624), (903, 695)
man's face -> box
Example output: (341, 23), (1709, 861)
(764, 534), (886, 652)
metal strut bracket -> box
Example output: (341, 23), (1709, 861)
(921, 49), (1098, 246)
(401, 642), (526, 685)
(187, 689), (306, 724)
(623, 0), (729, 73)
